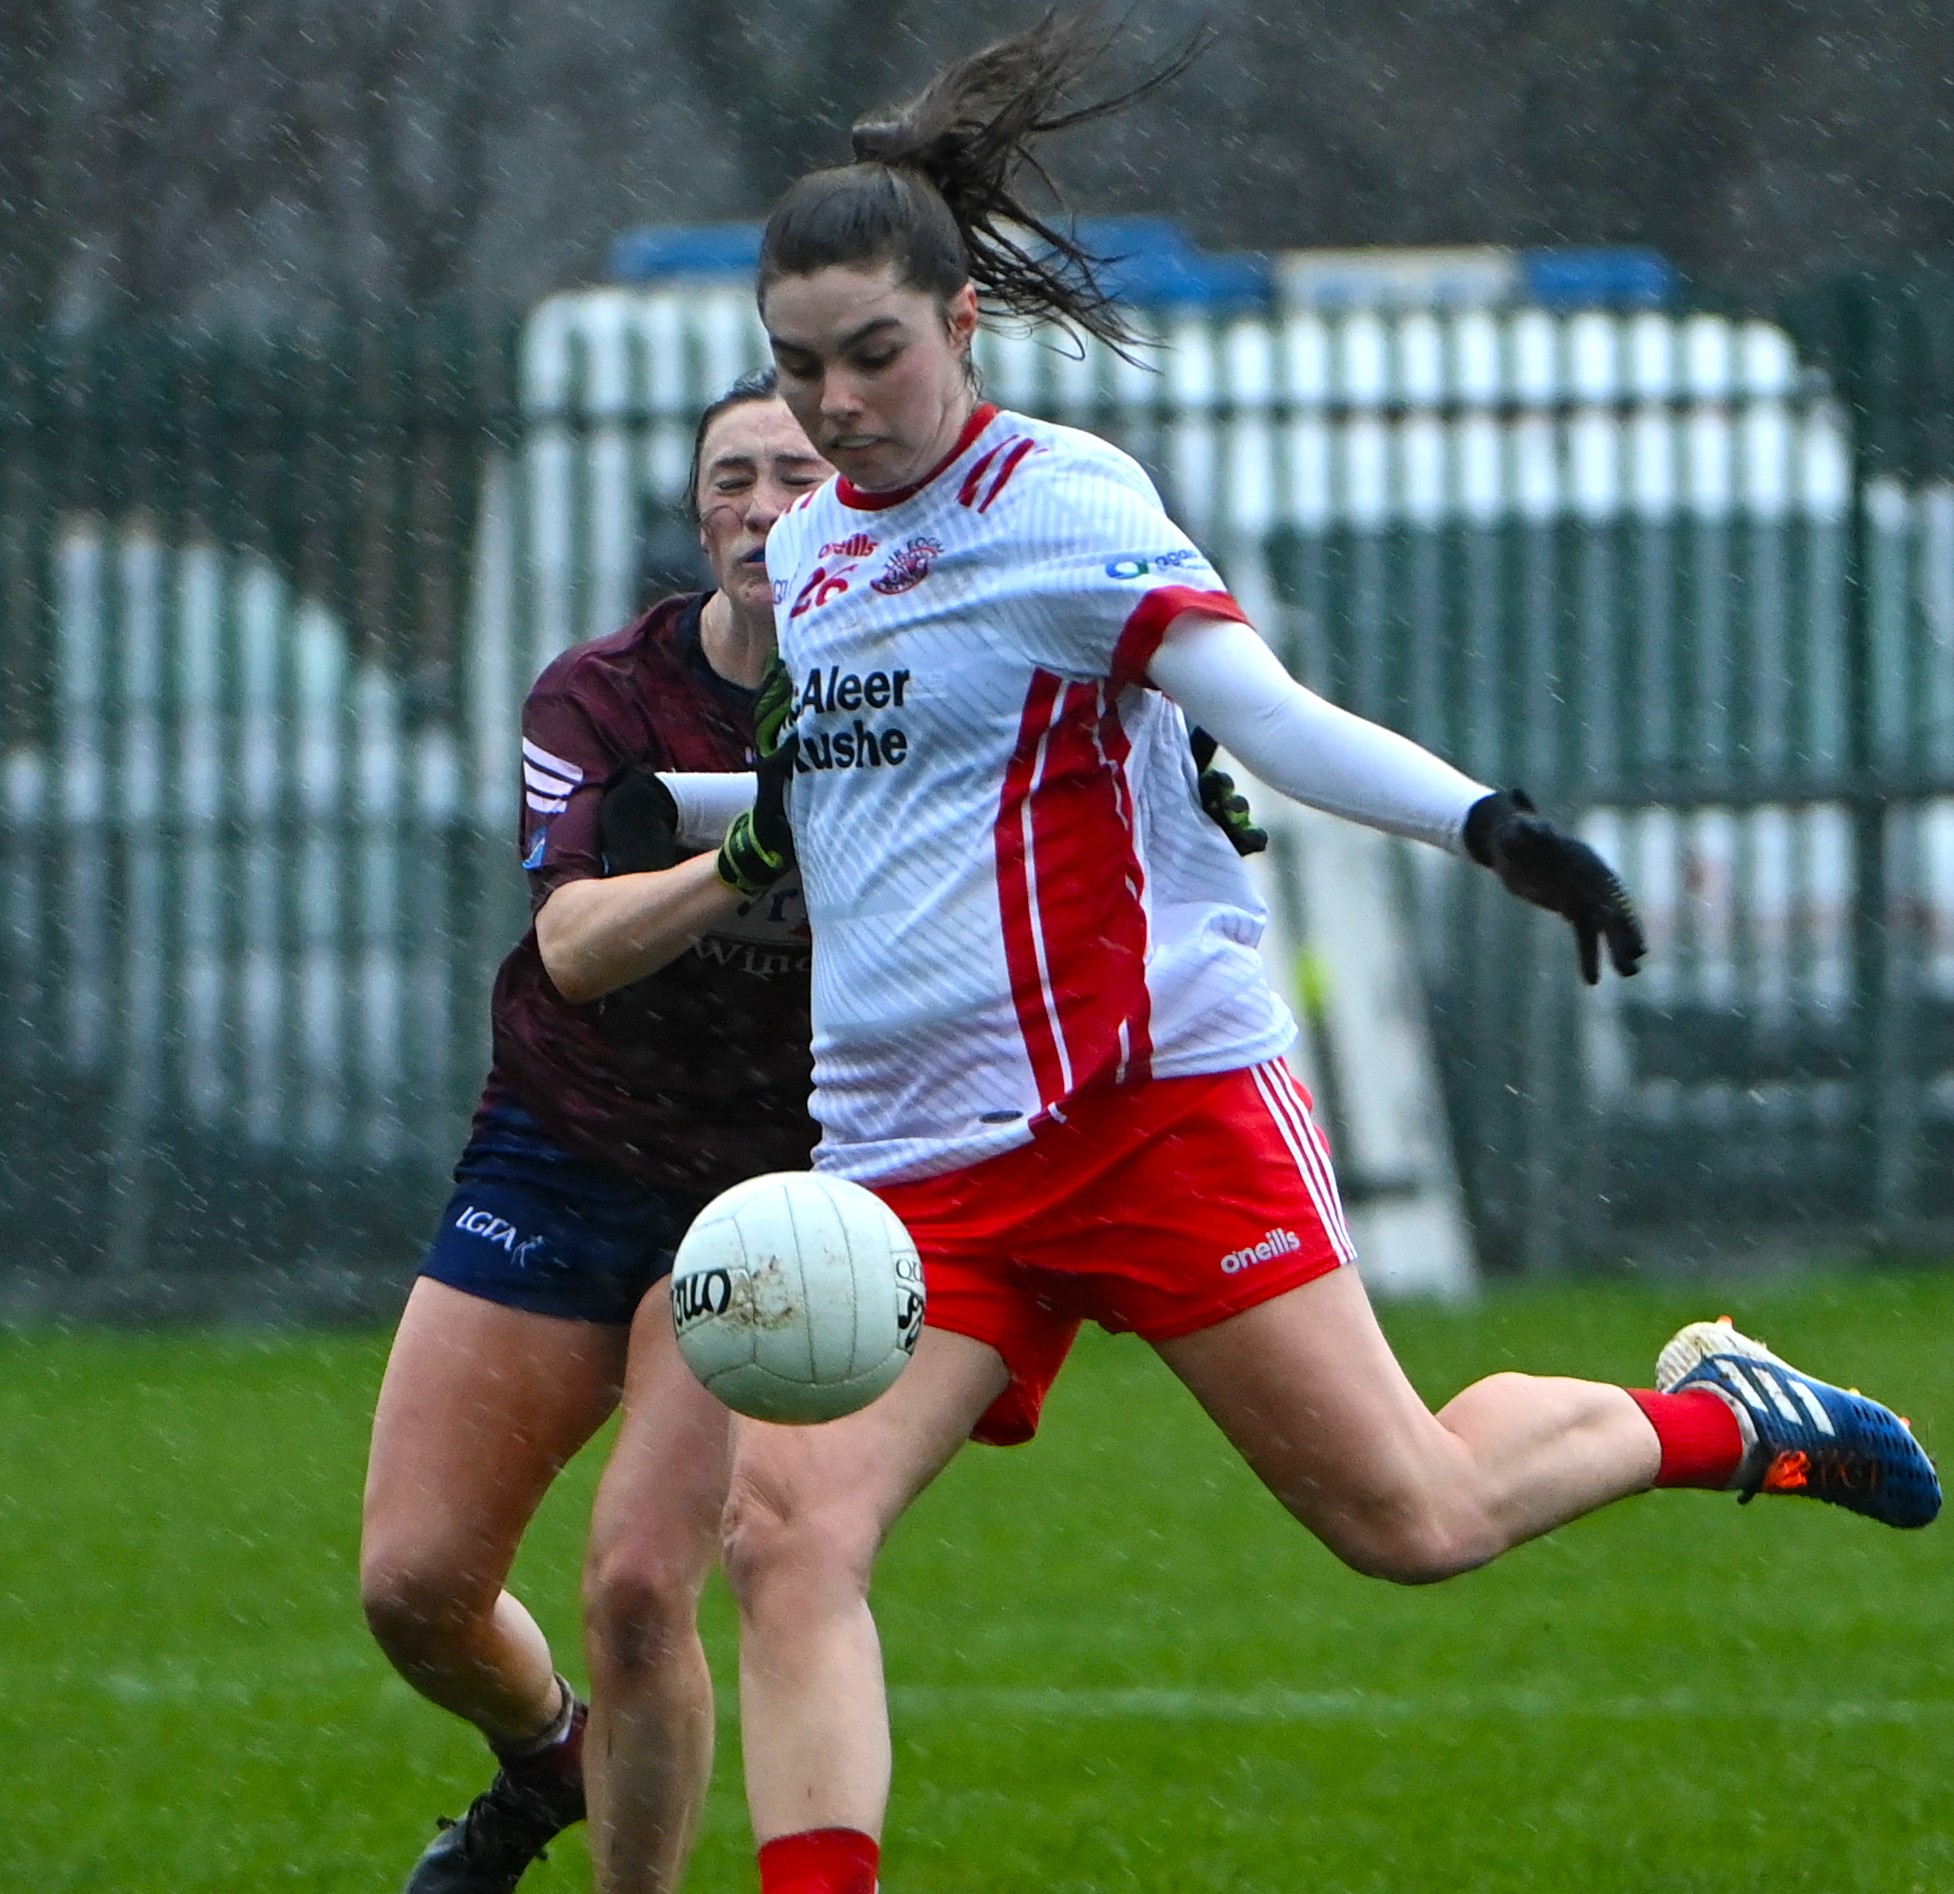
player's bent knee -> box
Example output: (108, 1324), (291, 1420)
(721, 1470), (878, 1614)
(583, 1540), (710, 1669)
(359, 1540), (508, 1657)
(360, 1554), (494, 1660)
(1323, 1503), (1502, 1587)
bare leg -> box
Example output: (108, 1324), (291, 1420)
(582, 1281), (734, 1894)
(1155, 1265), (1660, 1583)
(362, 1278), (625, 1742)
(721, 1328), (1008, 1844)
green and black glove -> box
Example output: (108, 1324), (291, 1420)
(1464, 787), (1646, 984)
(751, 646), (795, 754)
(717, 654), (799, 897)
(1189, 727), (1268, 857)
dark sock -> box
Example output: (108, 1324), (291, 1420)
(492, 1674), (578, 1765)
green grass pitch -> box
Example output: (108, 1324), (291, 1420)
(6, 1270), (1952, 1891)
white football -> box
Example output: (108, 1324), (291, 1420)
(669, 1172), (926, 1424)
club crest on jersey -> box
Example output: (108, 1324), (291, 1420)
(871, 534), (943, 596)
(821, 533), (879, 559)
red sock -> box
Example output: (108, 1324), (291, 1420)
(758, 1827), (879, 1894)
(1628, 1388), (1747, 1489)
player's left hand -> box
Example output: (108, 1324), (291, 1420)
(753, 647), (796, 755)
(718, 654), (799, 897)
(1464, 787), (1646, 984)
(598, 766), (683, 875)
(1189, 728), (1268, 857)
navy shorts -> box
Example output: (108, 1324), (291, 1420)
(419, 1102), (709, 1326)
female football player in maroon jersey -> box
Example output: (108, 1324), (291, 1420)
(358, 373), (829, 1894)
(714, 19), (1941, 1894)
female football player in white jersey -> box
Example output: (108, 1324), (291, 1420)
(716, 18), (1943, 1894)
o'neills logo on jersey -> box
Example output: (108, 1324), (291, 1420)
(821, 533), (879, 559)
(1219, 1227), (1302, 1274)
(793, 664), (915, 774)
(871, 534), (942, 595)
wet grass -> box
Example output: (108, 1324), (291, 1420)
(4, 1268), (1952, 1890)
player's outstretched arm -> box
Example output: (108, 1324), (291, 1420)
(651, 769), (759, 850)
(1149, 612), (1488, 850)
(1149, 611), (1644, 982)
(621, 762), (797, 894)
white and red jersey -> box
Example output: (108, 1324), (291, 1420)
(768, 403), (1294, 1184)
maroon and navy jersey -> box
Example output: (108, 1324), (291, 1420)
(483, 592), (815, 1197)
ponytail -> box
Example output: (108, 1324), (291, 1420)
(759, 11), (1205, 357)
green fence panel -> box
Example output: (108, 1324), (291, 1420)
(0, 320), (523, 1304)
(6, 284), (1954, 1301)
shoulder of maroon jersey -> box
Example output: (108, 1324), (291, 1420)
(527, 593), (700, 699)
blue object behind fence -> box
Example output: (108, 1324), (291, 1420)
(1522, 247), (1680, 311)
(610, 215), (1274, 312)
(610, 222), (765, 283)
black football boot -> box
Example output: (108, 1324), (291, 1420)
(402, 1698), (587, 1894)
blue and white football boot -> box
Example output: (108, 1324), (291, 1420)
(1656, 1316), (1941, 1530)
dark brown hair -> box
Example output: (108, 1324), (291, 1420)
(686, 367), (780, 521)
(758, 11), (1205, 357)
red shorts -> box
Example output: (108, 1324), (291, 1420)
(872, 1060), (1354, 1447)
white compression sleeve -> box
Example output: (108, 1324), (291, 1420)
(1147, 615), (1490, 855)
(655, 771), (756, 850)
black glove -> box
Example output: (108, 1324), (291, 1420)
(1189, 728), (1268, 857)
(717, 653), (798, 897)
(598, 766), (683, 876)
(1464, 787), (1646, 985)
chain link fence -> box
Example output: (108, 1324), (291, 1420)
(3, 279), (1952, 1312)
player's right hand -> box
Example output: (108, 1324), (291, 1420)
(599, 766), (683, 875)
(1464, 787), (1645, 984)
(1189, 727), (1269, 857)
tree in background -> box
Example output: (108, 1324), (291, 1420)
(2, 0), (1953, 332)
(25, 0), (533, 327)
(1152, 0), (1954, 299)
